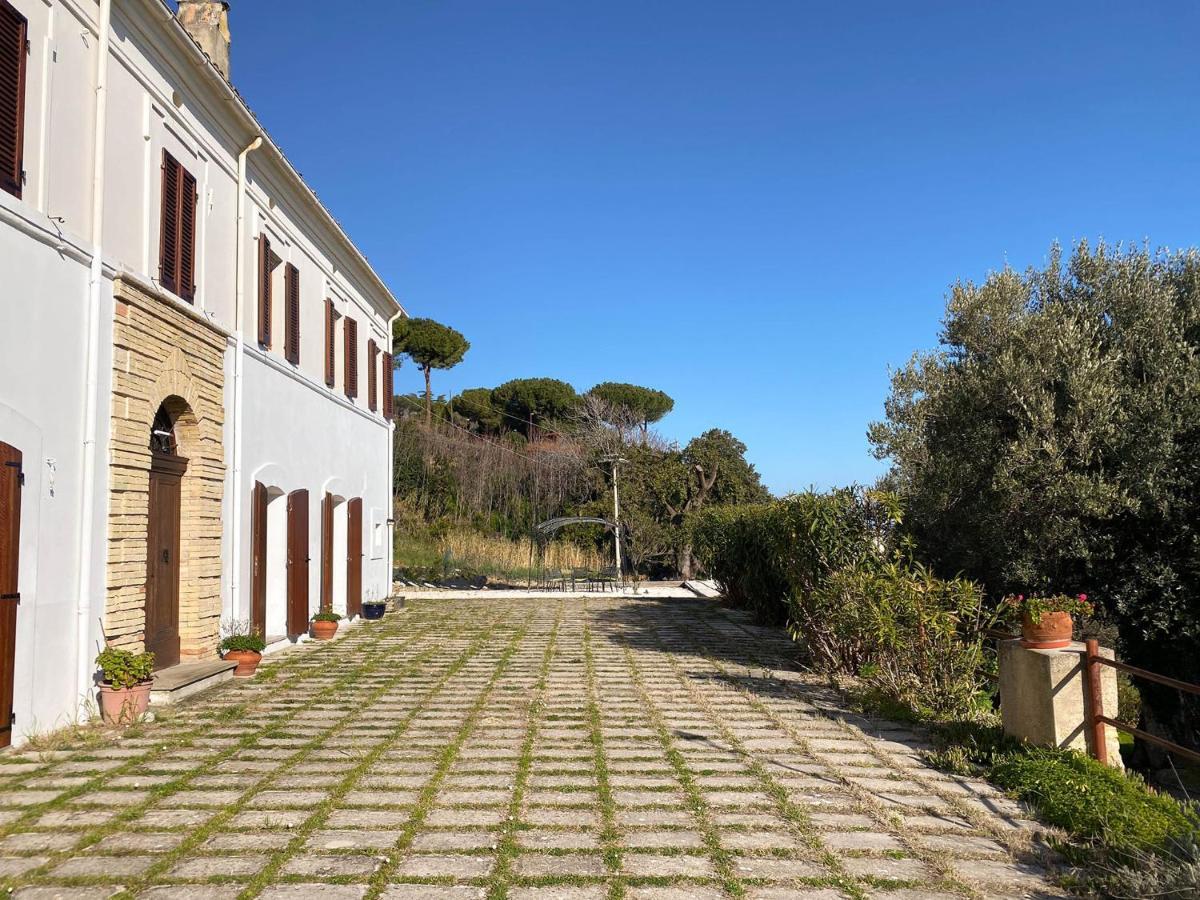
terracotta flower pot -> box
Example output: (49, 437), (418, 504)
(98, 682), (152, 725)
(1021, 611), (1074, 649)
(223, 649), (262, 677)
(310, 620), (338, 640)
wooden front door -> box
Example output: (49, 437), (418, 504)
(146, 453), (186, 670)
(251, 482), (268, 636)
(0, 442), (22, 749)
(286, 489), (309, 637)
(321, 493), (333, 612)
(347, 498), (363, 618)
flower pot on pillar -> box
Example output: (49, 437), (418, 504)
(1021, 611), (1074, 649)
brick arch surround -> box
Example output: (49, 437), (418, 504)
(107, 277), (226, 661)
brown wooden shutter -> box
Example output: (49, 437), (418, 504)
(382, 353), (393, 419)
(324, 299), (336, 387)
(179, 169), (197, 302)
(159, 152), (197, 303)
(346, 497), (362, 618)
(0, 1), (28, 200)
(344, 317), (358, 399)
(284, 263), (300, 365)
(0, 441), (21, 748)
(367, 339), (378, 411)
(159, 152), (180, 295)
(286, 489), (309, 637)
(257, 234), (272, 348)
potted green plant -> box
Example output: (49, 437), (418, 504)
(95, 646), (155, 725)
(219, 622), (267, 676)
(310, 610), (342, 640)
(1008, 593), (1093, 649)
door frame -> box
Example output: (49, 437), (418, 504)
(250, 481), (268, 636)
(321, 492), (333, 612)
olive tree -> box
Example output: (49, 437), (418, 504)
(869, 241), (1200, 756)
(392, 317), (470, 427)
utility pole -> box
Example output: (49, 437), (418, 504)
(602, 455), (626, 580)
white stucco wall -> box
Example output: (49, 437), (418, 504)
(232, 350), (392, 630)
(0, 199), (113, 742)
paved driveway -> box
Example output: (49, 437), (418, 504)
(0, 596), (1062, 899)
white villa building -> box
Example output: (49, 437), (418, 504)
(0, 0), (402, 747)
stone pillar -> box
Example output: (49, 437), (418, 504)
(998, 639), (1123, 768)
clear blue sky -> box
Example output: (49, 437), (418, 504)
(226, 1), (1200, 495)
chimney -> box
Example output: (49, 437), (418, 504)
(176, 1), (231, 81)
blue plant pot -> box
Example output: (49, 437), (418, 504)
(362, 603), (386, 621)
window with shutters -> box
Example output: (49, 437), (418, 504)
(324, 299), (336, 387)
(0, 0), (27, 200)
(257, 234), (280, 348)
(367, 339), (378, 411)
(344, 317), (358, 399)
(159, 151), (197, 302)
(382, 352), (393, 419)
(284, 263), (300, 365)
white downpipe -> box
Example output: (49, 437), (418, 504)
(75, 0), (113, 711)
(385, 310), (402, 597)
(229, 135), (263, 622)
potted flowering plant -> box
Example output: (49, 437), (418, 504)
(95, 646), (155, 724)
(219, 620), (267, 676)
(1006, 593), (1093, 649)
(310, 610), (342, 640)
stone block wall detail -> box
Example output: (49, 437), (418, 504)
(107, 277), (227, 662)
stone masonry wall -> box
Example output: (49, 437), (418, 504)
(107, 277), (226, 661)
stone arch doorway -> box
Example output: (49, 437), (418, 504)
(145, 401), (190, 670)
(107, 281), (226, 664)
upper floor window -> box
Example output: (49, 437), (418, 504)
(367, 339), (378, 411)
(0, 0), (26, 201)
(284, 263), (300, 365)
(257, 234), (279, 348)
(382, 352), (393, 419)
(324, 299), (337, 387)
(159, 151), (197, 302)
(344, 316), (358, 399)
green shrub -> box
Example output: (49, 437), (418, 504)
(95, 646), (155, 690)
(822, 562), (998, 717)
(990, 749), (1199, 859)
(312, 610), (343, 623)
(694, 488), (995, 717)
(691, 503), (789, 625)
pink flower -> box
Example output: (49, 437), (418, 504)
(1078, 593), (1088, 601)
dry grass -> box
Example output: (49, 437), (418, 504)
(439, 530), (604, 574)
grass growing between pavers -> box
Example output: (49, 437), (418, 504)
(240, 606), (529, 897)
(486, 605), (561, 899)
(682, 600), (1050, 898)
(2, 596), (1068, 900)
(620, 644), (743, 899)
(582, 616), (625, 900)
(359, 607), (541, 899)
(0, 609), (449, 894)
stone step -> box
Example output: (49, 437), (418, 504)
(149, 659), (237, 705)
